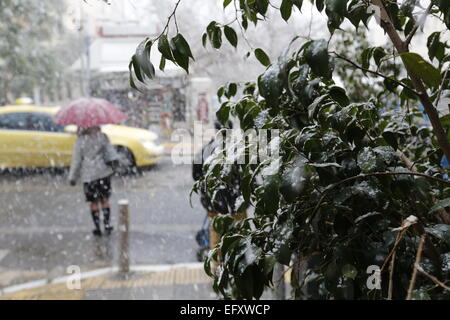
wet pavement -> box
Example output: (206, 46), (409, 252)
(0, 156), (207, 288)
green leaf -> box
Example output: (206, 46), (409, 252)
(326, 0), (347, 15)
(316, 0), (325, 12)
(224, 25), (238, 48)
(158, 34), (174, 61)
(304, 39), (333, 79)
(342, 264), (358, 279)
(255, 0), (270, 15)
(427, 32), (445, 62)
(292, 0), (303, 11)
(432, 0), (449, 14)
(430, 198), (450, 212)
(400, 0), (417, 18)
(385, 2), (403, 31)
(223, 0), (232, 8)
(235, 267), (255, 299)
(227, 82), (237, 97)
(279, 156), (308, 202)
(170, 38), (189, 73)
(383, 76), (399, 93)
(329, 86), (349, 106)
(171, 33), (194, 59)
(202, 33), (207, 48)
(263, 175), (280, 215)
(425, 224), (450, 241)
(135, 38), (155, 80)
(357, 147), (378, 173)
(212, 27), (223, 49)
(275, 243), (291, 265)
(399, 52), (442, 88)
(242, 14), (248, 29)
(382, 130), (398, 150)
(159, 56), (166, 71)
(361, 47), (372, 70)
(404, 17), (416, 37)
(131, 55), (144, 82)
(217, 86), (225, 100)
(255, 48), (271, 67)
(206, 21), (222, 49)
(280, 0), (293, 21)
(258, 62), (287, 106)
(128, 60), (141, 92)
(308, 94), (329, 119)
(347, 0), (372, 29)
(216, 102), (231, 124)
(372, 47), (386, 67)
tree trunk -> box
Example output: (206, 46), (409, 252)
(371, 0), (450, 163)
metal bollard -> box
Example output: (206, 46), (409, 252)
(118, 199), (130, 277)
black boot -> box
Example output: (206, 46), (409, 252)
(91, 210), (102, 236)
(103, 207), (113, 235)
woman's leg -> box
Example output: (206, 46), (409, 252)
(90, 201), (102, 236)
(101, 198), (113, 233)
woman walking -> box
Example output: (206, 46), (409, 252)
(68, 126), (117, 236)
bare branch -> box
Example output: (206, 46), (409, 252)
(157, 0), (182, 39)
(417, 267), (450, 292)
(406, 235), (426, 300)
(233, 0), (253, 49)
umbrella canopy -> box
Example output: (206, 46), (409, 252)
(54, 98), (127, 128)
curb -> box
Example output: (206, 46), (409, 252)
(0, 262), (204, 296)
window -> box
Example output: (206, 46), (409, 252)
(0, 113), (28, 130)
(28, 113), (64, 132)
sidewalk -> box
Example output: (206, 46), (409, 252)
(0, 263), (292, 300)
(0, 263), (217, 300)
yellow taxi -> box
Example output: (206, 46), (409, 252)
(0, 105), (164, 169)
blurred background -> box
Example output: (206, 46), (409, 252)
(0, 0), (448, 300)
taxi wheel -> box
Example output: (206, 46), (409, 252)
(115, 146), (137, 175)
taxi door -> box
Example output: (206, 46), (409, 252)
(0, 112), (33, 168)
(27, 113), (77, 168)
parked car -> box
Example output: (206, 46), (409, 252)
(0, 105), (164, 170)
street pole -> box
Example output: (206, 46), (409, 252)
(85, 33), (91, 97)
(78, 1), (86, 97)
(118, 199), (130, 277)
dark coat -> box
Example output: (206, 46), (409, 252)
(192, 139), (245, 215)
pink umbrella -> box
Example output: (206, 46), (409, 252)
(54, 98), (127, 128)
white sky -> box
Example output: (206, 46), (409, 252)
(67, 0), (448, 57)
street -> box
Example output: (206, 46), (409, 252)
(0, 156), (207, 289)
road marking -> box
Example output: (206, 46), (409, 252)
(0, 250), (9, 262)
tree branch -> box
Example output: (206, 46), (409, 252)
(417, 266), (450, 292)
(233, 0), (253, 49)
(406, 235), (426, 300)
(399, 152), (450, 224)
(157, 0), (182, 39)
(311, 170), (450, 220)
(371, 0), (450, 165)
(332, 51), (420, 96)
